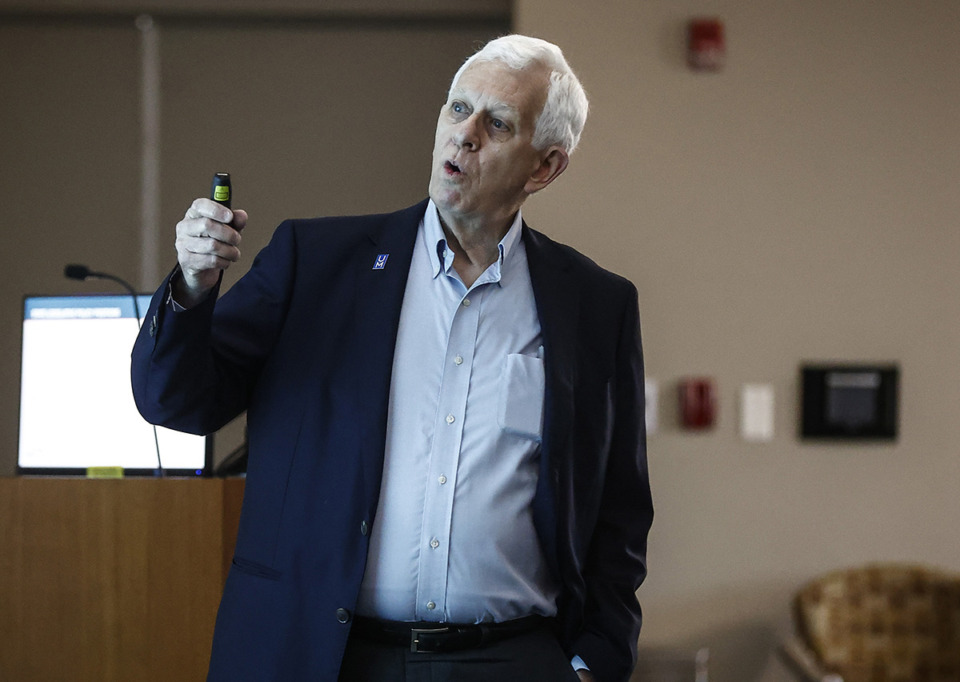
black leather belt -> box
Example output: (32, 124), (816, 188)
(351, 615), (549, 653)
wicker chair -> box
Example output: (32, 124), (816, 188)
(781, 564), (960, 682)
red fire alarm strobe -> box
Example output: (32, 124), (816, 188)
(679, 378), (717, 429)
(687, 18), (725, 71)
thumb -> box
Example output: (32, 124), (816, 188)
(231, 209), (249, 232)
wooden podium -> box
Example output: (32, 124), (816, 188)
(0, 477), (244, 682)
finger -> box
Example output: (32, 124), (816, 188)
(177, 234), (242, 265)
(183, 252), (239, 274)
(177, 216), (242, 247)
(184, 197), (235, 225)
(231, 209), (249, 232)
(178, 247), (240, 279)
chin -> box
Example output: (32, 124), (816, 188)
(430, 187), (459, 211)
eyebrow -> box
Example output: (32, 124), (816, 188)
(449, 88), (522, 122)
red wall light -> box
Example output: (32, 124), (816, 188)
(687, 18), (725, 71)
(679, 378), (717, 430)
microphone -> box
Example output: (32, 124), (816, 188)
(64, 263), (93, 280)
(64, 264), (142, 322)
(64, 263), (162, 477)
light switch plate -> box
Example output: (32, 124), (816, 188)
(741, 384), (774, 442)
(645, 378), (659, 435)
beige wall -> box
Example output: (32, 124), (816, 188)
(0, 7), (506, 471)
(515, 1), (960, 680)
(0, 0), (506, 17)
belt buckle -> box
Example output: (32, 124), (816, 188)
(410, 626), (449, 653)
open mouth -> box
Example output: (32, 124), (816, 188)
(444, 160), (462, 175)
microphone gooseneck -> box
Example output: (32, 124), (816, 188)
(63, 263), (161, 477)
(64, 264), (142, 322)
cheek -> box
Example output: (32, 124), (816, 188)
(432, 122), (448, 151)
(495, 149), (537, 179)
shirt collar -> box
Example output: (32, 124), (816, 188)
(423, 199), (524, 282)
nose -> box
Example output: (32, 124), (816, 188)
(453, 114), (480, 150)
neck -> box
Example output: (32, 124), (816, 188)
(437, 210), (515, 288)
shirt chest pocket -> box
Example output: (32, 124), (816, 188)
(497, 353), (545, 442)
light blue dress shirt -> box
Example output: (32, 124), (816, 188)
(356, 201), (559, 625)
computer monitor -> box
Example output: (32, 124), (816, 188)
(17, 294), (211, 476)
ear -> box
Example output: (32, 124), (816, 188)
(524, 147), (570, 195)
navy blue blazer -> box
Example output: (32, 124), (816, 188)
(132, 199), (653, 682)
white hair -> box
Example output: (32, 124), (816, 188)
(449, 34), (589, 154)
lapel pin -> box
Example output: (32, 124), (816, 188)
(373, 254), (389, 270)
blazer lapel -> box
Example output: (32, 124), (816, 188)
(350, 200), (426, 499)
(522, 224), (579, 578)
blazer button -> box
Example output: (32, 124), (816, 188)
(360, 520), (369, 536)
(336, 608), (351, 624)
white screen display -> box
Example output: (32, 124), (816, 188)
(18, 295), (208, 474)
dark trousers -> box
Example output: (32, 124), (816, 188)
(337, 624), (582, 682)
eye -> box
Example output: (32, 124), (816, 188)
(450, 101), (468, 117)
(490, 118), (511, 133)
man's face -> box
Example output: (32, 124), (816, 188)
(429, 59), (551, 230)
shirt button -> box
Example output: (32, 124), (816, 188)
(454, 355), (463, 365)
(427, 601), (436, 611)
(430, 538), (440, 549)
(438, 475), (447, 485)
(445, 414), (455, 424)
(462, 298), (471, 307)
(336, 608), (351, 624)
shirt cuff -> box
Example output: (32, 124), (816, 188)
(165, 268), (189, 312)
(571, 655), (589, 672)
(166, 282), (188, 312)
(166, 268), (211, 311)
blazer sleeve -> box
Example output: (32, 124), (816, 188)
(574, 283), (653, 682)
(131, 220), (298, 435)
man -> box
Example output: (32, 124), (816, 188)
(132, 35), (652, 682)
